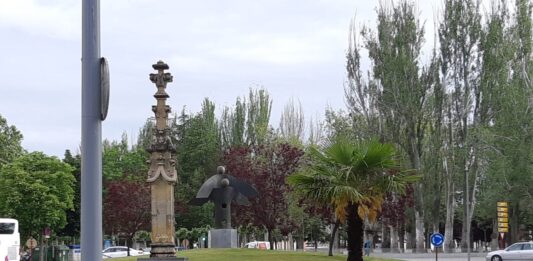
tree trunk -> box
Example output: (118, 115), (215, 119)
(390, 225), (399, 253)
(288, 232), (294, 251)
(444, 157), (455, 253)
(334, 224), (340, 251)
(296, 235), (304, 250)
(510, 202), (519, 244)
(328, 220), (340, 256)
(346, 203), (363, 261)
(268, 229), (274, 250)
(398, 224), (405, 253)
(408, 223), (416, 251)
(39, 235), (44, 261)
(490, 219), (500, 250)
(409, 134), (425, 254)
(415, 210), (425, 252)
(382, 223), (390, 252)
(127, 237), (131, 256)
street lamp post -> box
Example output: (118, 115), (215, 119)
(81, 0), (103, 261)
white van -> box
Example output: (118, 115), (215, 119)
(0, 218), (20, 261)
(243, 241), (270, 250)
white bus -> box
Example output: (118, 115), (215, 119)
(0, 218), (20, 261)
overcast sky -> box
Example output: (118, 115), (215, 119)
(0, 0), (454, 158)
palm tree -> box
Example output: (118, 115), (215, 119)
(288, 138), (418, 261)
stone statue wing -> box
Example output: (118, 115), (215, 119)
(195, 174), (223, 198)
(233, 192), (251, 206)
(188, 197), (210, 206)
(227, 175), (258, 198)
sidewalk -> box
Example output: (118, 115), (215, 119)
(371, 252), (486, 261)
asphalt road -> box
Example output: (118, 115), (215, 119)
(371, 252), (486, 261)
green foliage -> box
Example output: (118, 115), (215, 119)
(220, 88), (273, 149)
(103, 133), (148, 181)
(0, 114), (24, 166)
(175, 226), (209, 248)
(57, 149), (81, 237)
(134, 230), (151, 242)
(278, 98), (305, 146)
(479, 0), (533, 241)
(174, 99), (220, 229)
(220, 98), (246, 148)
(0, 152), (75, 239)
(289, 138), (417, 216)
(246, 88), (272, 146)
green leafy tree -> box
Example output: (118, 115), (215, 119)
(362, 1), (437, 251)
(134, 230), (151, 247)
(220, 88), (273, 149)
(175, 228), (189, 247)
(57, 150), (81, 238)
(278, 98), (305, 145)
(479, 0), (533, 245)
(246, 88), (272, 147)
(0, 152), (75, 240)
(439, 0), (483, 251)
(220, 98), (246, 149)
(174, 99), (220, 229)
(288, 138), (418, 261)
(0, 114), (24, 166)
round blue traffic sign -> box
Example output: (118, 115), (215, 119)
(430, 233), (444, 247)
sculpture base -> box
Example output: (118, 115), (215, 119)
(208, 229), (238, 248)
(148, 243), (177, 258)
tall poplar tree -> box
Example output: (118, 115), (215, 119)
(0, 114), (24, 166)
(362, 1), (434, 252)
(438, 0), (482, 252)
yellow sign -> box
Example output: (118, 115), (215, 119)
(498, 227), (508, 233)
(498, 217), (508, 223)
(497, 212), (508, 218)
(497, 207), (508, 212)
(497, 202), (508, 207)
(498, 223), (508, 228)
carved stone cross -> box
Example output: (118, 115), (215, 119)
(144, 61), (180, 259)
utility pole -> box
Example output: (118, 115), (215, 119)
(81, 0), (107, 260)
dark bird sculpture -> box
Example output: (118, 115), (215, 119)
(189, 166), (258, 229)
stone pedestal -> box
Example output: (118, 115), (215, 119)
(208, 229), (238, 248)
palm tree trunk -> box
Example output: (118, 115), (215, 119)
(347, 203), (363, 261)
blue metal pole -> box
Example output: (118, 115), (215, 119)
(81, 0), (102, 260)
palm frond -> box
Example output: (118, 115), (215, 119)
(288, 137), (419, 224)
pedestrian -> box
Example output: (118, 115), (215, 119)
(364, 240), (371, 256)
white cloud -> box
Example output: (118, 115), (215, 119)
(0, 0), (79, 40)
(214, 28), (344, 65)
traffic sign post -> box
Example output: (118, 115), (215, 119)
(430, 233), (444, 261)
(26, 237), (37, 260)
(497, 202), (509, 249)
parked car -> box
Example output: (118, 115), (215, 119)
(102, 246), (145, 258)
(243, 241), (270, 250)
(485, 242), (533, 261)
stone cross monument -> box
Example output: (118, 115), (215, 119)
(139, 61), (186, 260)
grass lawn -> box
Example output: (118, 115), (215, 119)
(111, 248), (400, 261)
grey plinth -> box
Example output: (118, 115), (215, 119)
(138, 257), (188, 261)
(208, 229), (238, 248)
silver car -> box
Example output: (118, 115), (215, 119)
(486, 242), (533, 261)
(102, 246), (145, 258)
